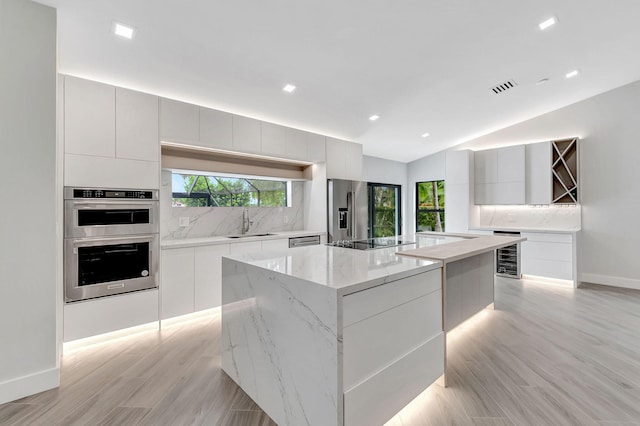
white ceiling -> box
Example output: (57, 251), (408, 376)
(36, 0), (640, 163)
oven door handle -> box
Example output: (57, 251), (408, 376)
(71, 201), (156, 209)
(71, 235), (155, 247)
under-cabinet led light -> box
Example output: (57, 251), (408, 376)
(369, 115), (380, 121)
(283, 84), (296, 93)
(565, 69), (579, 79)
(538, 16), (557, 30)
(113, 22), (134, 39)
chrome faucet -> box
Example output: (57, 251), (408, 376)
(242, 208), (253, 234)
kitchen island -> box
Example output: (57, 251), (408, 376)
(221, 233), (523, 426)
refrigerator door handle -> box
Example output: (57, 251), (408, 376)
(346, 191), (352, 238)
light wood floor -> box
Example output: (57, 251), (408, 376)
(2, 277), (640, 425)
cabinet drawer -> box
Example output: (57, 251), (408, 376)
(521, 232), (572, 244)
(343, 289), (442, 390)
(522, 258), (572, 280)
(344, 333), (444, 426)
(522, 240), (572, 262)
(342, 269), (440, 327)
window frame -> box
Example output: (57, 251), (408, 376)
(415, 180), (445, 232)
(367, 182), (402, 238)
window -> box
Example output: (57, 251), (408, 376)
(172, 173), (288, 207)
(368, 183), (401, 238)
(416, 181), (444, 232)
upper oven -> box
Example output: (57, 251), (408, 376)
(64, 187), (159, 237)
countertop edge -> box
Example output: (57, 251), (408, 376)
(161, 230), (324, 249)
(468, 226), (580, 234)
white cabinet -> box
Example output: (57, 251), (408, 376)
(261, 122), (287, 157)
(229, 240), (263, 255)
(64, 76), (115, 157)
(232, 115), (261, 153)
(199, 107), (233, 149)
(284, 128), (308, 160)
(159, 98), (199, 144)
(194, 244), (229, 311)
(526, 142), (552, 204)
(161, 247), (195, 319)
(342, 270), (444, 426)
(261, 238), (289, 252)
(116, 87), (159, 162)
(521, 232), (575, 284)
(445, 150), (473, 232)
(63, 75), (160, 189)
(474, 145), (525, 205)
(306, 133), (326, 163)
(326, 137), (363, 180)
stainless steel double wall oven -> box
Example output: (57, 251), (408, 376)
(64, 187), (159, 303)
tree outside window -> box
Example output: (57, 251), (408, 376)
(416, 181), (444, 232)
(171, 173), (288, 207)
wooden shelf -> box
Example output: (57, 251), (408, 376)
(551, 138), (578, 204)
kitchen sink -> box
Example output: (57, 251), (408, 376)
(226, 233), (277, 239)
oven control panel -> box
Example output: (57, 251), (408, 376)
(71, 189), (156, 200)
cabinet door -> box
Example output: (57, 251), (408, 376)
(307, 133), (326, 163)
(159, 98), (199, 144)
(526, 142), (552, 204)
(229, 241), (263, 255)
(285, 128), (308, 160)
(261, 238), (289, 252)
(325, 137), (347, 178)
(345, 142), (363, 181)
(116, 88), (159, 162)
(474, 149), (498, 184)
(199, 107), (232, 149)
(261, 122), (287, 157)
(232, 115), (261, 153)
(64, 76), (115, 157)
(161, 247), (195, 319)
(498, 145), (525, 183)
(194, 244), (229, 311)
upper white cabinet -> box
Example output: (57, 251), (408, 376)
(64, 76), (115, 157)
(116, 87), (159, 162)
(526, 142), (552, 204)
(232, 115), (261, 153)
(474, 145), (525, 205)
(261, 122), (287, 157)
(200, 107), (233, 149)
(159, 98), (199, 144)
(306, 132), (326, 163)
(63, 75), (160, 188)
(285, 128), (309, 160)
(326, 137), (363, 180)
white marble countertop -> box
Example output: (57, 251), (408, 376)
(161, 230), (324, 249)
(223, 234), (474, 295)
(469, 226), (580, 234)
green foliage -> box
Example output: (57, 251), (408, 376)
(416, 181), (445, 232)
(370, 185), (399, 238)
(173, 174), (286, 207)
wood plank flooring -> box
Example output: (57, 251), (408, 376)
(2, 277), (640, 425)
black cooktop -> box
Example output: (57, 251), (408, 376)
(327, 237), (415, 250)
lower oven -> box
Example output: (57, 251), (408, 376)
(64, 234), (159, 303)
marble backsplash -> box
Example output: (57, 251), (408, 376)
(161, 170), (304, 239)
(475, 204), (581, 231)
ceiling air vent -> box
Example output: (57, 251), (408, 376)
(491, 79), (517, 94)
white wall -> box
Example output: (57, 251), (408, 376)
(406, 151), (446, 233)
(0, 0), (59, 403)
(458, 80), (640, 290)
(363, 155), (408, 235)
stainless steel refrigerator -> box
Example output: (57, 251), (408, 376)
(327, 179), (369, 242)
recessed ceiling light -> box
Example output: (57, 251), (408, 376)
(283, 84), (296, 93)
(538, 16), (557, 30)
(112, 22), (134, 39)
(421, 132), (430, 138)
(369, 115), (380, 121)
(565, 69), (579, 79)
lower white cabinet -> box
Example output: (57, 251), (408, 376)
(521, 232), (575, 284)
(161, 247), (195, 319)
(161, 239), (291, 319)
(194, 244), (229, 311)
(342, 269), (444, 426)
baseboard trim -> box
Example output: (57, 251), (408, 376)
(0, 367), (59, 405)
(579, 273), (640, 291)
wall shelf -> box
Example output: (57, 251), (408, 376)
(551, 138), (578, 204)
